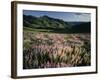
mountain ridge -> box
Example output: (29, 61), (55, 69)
(23, 15), (91, 33)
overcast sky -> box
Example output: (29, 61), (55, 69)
(23, 10), (91, 22)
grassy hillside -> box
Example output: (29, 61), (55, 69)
(23, 15), (90, 33)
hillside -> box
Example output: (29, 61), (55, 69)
(23, 15), (90, 33)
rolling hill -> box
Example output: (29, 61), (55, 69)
(23, 15), (91, 33)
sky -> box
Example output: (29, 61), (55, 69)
(23, 10), (91, 22)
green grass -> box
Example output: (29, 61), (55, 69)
(24, 27), (54, 33)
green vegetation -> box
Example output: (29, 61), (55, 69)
(23, 15), (90, 33)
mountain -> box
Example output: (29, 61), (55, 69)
(23, 15), (71, 29)
(71, 22), (91, 33)
(67, 22), (86, 26)
(23, 15), (90, 33)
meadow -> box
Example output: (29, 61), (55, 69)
(23, 27), (91, 69)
